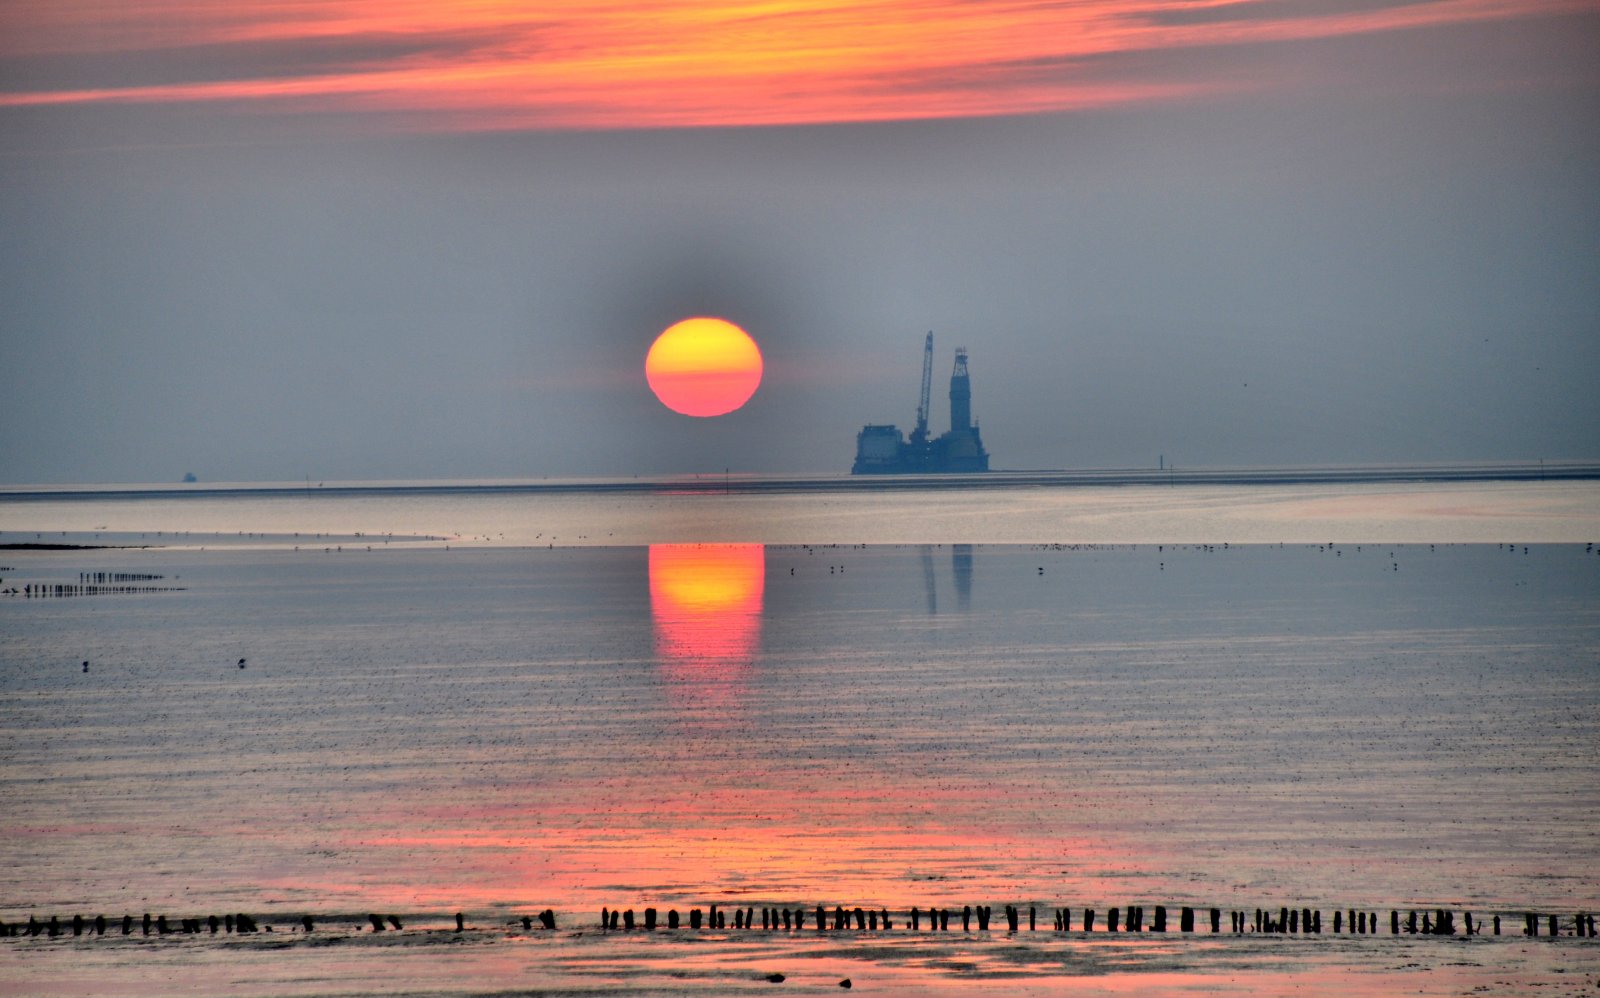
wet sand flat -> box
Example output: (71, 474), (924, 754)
(2, 539), (1597, 993)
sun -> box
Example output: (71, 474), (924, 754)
(645, 317), (763, 417)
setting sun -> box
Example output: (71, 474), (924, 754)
(645, 317), (763, 417)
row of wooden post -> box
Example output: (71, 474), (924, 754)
(588, 904), (1598, 938)
(5, 583), (182, 597)
(79, 572), (165, 583)
(6, 908), (1595, 939)
(0, 913), (259, 937)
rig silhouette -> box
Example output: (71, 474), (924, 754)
(852, 333), (990, 474)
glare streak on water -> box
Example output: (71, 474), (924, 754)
(0, 478), (1597, 547)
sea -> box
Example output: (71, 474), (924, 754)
(1, 476), (1597, 996)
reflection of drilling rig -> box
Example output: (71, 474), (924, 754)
(852, 333), (990, 474)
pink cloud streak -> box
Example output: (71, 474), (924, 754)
(0, 0), (1586, 129)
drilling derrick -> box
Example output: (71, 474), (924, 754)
(911, 332), (933, 446)
(851, 334), (990, 474)
(949, 348), (972, 433)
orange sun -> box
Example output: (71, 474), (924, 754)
(645, 317), (763, 417)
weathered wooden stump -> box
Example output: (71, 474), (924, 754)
(455, 912), (465, 932)
(1156, 905), (1170, 932)
(623, 910), (635, 931)
(645, 908), (657, 931)
(962, 905), (972, 932)
(122, 915), (133, 935)
(1109, 907), (1120, 932)
(690, 909), (703, 930)
(94, 915), (106, 936)
(1085, 909), (1096, 932)
(668, 909), (680, 930)
(369, 914), (386, 931)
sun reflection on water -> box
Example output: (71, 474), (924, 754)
(648, 543), (764, 712)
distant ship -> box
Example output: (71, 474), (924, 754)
(852, 333), (990, 474)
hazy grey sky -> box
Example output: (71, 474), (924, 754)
(2, 2), (1596, 483)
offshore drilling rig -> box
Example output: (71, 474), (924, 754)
(851, 333), (990, 474)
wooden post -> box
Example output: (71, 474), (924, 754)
(456, 912), (465, 932)
(1493, 915), (1500, 935)
(623, 909), (635, 931)
(911, 907), (921, 931)
(1085, 909), (1095, 932)
(369, 914), (386, 931)
(690, 909), (703, 929)
(1109, 907), (1120, 932)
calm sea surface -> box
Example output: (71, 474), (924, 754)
(1, 480), (1596, 995)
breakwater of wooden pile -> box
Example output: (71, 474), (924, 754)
(3, 905), (1594, 940)
(2, 570), (183, 598)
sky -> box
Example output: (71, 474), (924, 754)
(2, 0), (1597, 483)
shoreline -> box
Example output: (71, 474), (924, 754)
(3, 461), (1599, 501)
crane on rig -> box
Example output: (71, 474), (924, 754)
(910, 331), (933, 446)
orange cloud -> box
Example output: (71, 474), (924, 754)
(0, 0), (1586, 129)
